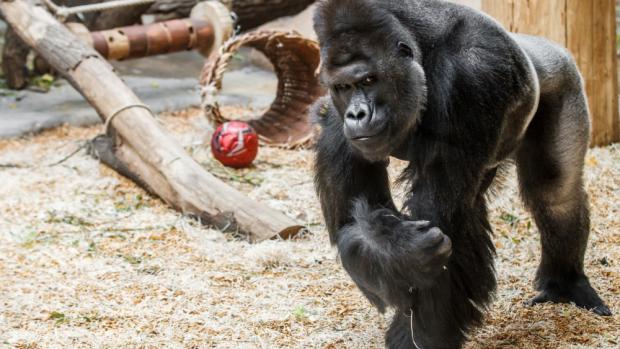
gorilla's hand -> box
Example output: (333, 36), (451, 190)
(394, 220), (453, 280)
(337, 199), (452, 308)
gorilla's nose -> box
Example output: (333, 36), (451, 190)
(344, 103), (378, 140)
(344, 103), (372, 136)
(345, 103), (370, 122)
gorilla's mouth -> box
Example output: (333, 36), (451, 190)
(348, 122), (388, 142)
(348, 125), (392, 158)
(351, 133), (381, 141)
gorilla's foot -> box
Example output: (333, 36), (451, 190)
(526, 275), (612, 316)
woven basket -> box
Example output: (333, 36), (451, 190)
(199, 30), (325, 148)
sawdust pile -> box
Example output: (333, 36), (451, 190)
(0, 109), (618, 348)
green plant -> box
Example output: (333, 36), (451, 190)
(499, 212), (519, 226)
(29, 73), (55, 92)
(292, 305), (308, 322)
(49, 311), (66, 324)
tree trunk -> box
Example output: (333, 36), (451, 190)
(148, 0), (315, 30)
(54, 0), (147, 29)
(232, 0), (315, 30)
(88, 3), (151, 30)
(2, 28), (30, 90)
(0, 0), (304, 242)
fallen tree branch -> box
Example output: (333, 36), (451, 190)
(0, 0), (304, 242)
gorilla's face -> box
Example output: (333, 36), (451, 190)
(322, 36), (427, 161)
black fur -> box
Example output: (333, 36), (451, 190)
(313, 1), (611, 348)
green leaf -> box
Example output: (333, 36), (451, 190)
(49, 311), (66, 324)
(500, 213), (519, 226)
(29, 73), (56, 92)
(21, 231), (39, 248)
(122, 255), (142, 265)
(292, 305), (308, 322)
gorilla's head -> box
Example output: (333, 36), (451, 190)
(314, 0), (427, 161)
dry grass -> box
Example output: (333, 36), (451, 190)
(0, 109), (618, 349)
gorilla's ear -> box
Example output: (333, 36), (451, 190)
(398, 42), (414, 58)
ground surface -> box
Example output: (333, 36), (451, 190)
(0, 50), (277, 139)
(0, 110), (618, 349)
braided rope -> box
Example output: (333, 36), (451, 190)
(200, 30), (324, 148)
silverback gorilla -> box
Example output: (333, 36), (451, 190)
(312, 1), (612, 348)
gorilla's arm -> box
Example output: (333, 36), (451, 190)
(314, 100), (452, 311)
(314, 100), (396, 241)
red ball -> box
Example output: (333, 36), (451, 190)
(211, 121), (259, 168)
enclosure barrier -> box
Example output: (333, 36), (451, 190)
(482, 0), (620, 147)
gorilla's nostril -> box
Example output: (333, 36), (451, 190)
(346, 109), (368, 121)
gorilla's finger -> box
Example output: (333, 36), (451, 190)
(418, 227), (446, 248)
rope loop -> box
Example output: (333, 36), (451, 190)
(105, 104), (153, 135)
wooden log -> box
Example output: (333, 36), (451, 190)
(481, 0), (620, 147)
(72, 18), (217, 60)
(2, 28), (30, 90)
(54, 0), (148, 29)
(1, 0), (147, 89)
(90, 134), (243, 230)
(88, 2), (150, 31)
(0, 0), (304, 242)
(148, 0), (316, 31)
(231, 0), (315, 30)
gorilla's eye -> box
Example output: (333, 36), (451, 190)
(398, 41), (414, 58)
(334, 84), (351, 92)
(362, 76), (376, 86)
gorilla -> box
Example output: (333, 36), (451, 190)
(312, 0), (612, 348)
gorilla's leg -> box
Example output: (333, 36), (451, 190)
(386, 313), (416, 349)
(394, 160), (498, 349)
(516, 88), (611, 316)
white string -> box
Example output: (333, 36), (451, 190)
(409, 308), (423, 349)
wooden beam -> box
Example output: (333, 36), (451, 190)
(481, 0), (515, 31)
(483, 0), (620, 146)
(513, 0), (567, 45)
(588, 0), (620, 145)
(0, 0), (304, 242)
